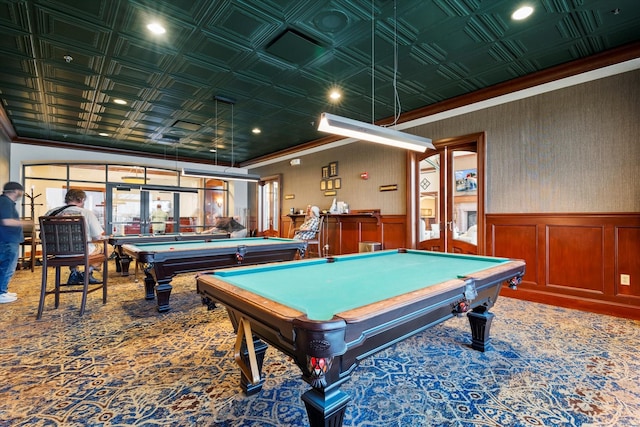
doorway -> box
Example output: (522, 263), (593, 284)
(106, 184), (201, 235)
(410, 132), (485, 254)
(257, 175), (281, 237)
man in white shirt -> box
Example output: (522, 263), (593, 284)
(45, 189), (105, 284)
(150, 204), (168, 234)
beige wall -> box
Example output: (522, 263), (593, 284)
(254, 69), (640, 215)
(255, 142), (406, 215)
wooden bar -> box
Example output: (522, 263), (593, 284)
(283, 212), (405, 255)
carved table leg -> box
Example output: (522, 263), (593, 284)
(301, 388), (350, 427)
(467, 305), (495, 352)
(142, 265), (156, 300)
(155, 279), (173, 313)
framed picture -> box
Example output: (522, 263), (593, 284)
(329, 162), (338, 177)
(327, 179), (333, 190)
(321, 166), (329, 179)
(320, 180), (326, 191)
(455, 168), (478, 193)
(334, 178), (341, 189)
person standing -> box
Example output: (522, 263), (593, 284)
(150, 204), (168, 234)
(45, 189), (105, 285)
(0, 182), (27, 303)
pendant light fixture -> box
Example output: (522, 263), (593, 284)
(318, 0), (433, 152)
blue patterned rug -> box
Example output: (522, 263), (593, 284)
(1, 263), (639, 426)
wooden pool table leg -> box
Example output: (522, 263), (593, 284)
(467, 305), (495, 352)
(301, 387), (350, 427)
(114, 248), (132, 275)
(238, 336), (267, 395)
(141, 265), (156, 300)
(154, 279), (173, 313)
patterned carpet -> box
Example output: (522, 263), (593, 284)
(1, 260), (639, 427)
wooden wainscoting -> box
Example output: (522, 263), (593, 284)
(282, 213), (406, 256)
(486, 213), (640, 320)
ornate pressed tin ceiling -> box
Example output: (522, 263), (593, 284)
(0, 0), (639, 165)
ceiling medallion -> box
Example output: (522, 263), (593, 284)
(314, 10), (348, 33)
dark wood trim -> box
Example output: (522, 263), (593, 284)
(487, 212), (640, 320)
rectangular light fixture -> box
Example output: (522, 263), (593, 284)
(181, 168), (261, 182)
(318, 112), (434, 152)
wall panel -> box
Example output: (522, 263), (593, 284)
(490, 223), (539, 287)
(616, 226), (640, 298)
(547, 225), (604, 292)
(487, 213), (640, 319)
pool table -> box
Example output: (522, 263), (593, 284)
(108, 232), (229, 275)
(196, 249), (525, 427)
(122, 237), (306, 312)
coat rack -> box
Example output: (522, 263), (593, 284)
(23, 187), (43, 219)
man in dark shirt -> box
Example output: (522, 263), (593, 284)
(0, 182), (26, 303)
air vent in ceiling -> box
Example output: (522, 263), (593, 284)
(266, 29), (325, 64)
(171, 120), (201, 131)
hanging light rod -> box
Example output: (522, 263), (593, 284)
(318, 112), (434, 152)
(181, 168), (260, 183)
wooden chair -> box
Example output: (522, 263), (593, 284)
(292, 215), (324, 258)
(19, 222), (40, 272)
(37, 216), (108, 319)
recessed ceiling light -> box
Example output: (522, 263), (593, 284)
(252, 128), (261, 134)
(329, 90), (342, 101)
(512, 6), (534, 20)
(113, 99), (127, 105)
(147, 23), (166, 34)
(98, 132), (109, 137)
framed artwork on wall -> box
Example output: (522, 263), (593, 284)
(329, 162), (338, 177)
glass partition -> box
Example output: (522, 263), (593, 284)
(23, 162), (232, 236)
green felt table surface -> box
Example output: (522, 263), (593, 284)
(211, 250), (512, 320)
(127, 237), (300, 252)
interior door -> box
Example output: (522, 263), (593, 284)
(258, 175), (281, 237)
(414, 133), (485, 254)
